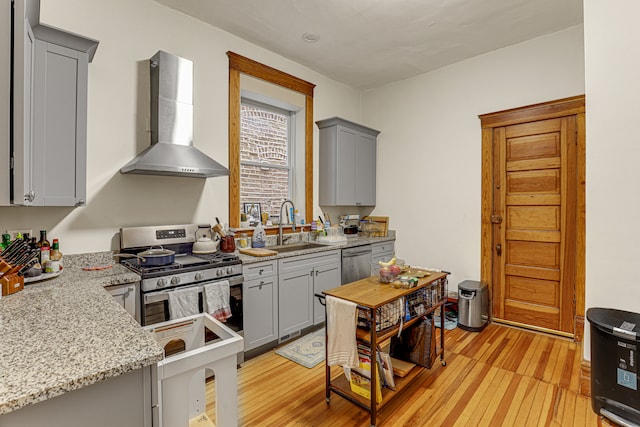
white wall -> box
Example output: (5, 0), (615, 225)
(361, 26), (585, 290)
(0, 0), (361, 253)
(583, 0), (640, 360)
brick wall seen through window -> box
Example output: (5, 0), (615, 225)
(240, 103), (291, 222)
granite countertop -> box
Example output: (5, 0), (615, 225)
(0, 234), (395, 414)
(238, 232), (396, 264)
(0, 252), (164, 415)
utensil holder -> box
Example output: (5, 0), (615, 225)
(1, 273), (24, 296)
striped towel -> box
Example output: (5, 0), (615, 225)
(203, 280), (232, 322)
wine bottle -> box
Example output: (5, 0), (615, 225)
(37, 230), (51, 265)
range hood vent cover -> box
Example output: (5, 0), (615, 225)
(120, 50), (229, 178)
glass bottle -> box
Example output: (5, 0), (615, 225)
(37, 230), (51, 265)
(50, 239), (62, 261)
(1, 234), (10, 250)
(45, 238), (63, 273)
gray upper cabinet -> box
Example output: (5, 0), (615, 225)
(31, 38), (90, 206)
(4, 0), (98, 206)
(9, 0), (37, 206)
(317, 117), (380, 207)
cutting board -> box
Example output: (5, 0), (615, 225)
(239, 248), (278, 257)
(390, 357), (416, 378)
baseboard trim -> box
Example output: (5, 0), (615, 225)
(580, 359), (591, 397)
(492, 318), (575, 339)
(575, 315), (585, 342)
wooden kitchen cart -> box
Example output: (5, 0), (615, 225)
(322, 271), (449, 427)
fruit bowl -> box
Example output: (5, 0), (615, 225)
(371, 257), (405, 283)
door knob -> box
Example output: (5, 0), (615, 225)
(496, 243), (502, 256)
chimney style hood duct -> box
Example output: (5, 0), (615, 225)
(120, 51), (229, 178)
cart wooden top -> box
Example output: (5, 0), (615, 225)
(322, 271), (448, 309)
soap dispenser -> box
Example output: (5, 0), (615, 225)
(252, 223), (266, 248)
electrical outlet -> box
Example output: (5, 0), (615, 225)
(6, 229), (32, 240)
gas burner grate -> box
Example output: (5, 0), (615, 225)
(193, 252), (240, 263)
(121, 259), (181, 274)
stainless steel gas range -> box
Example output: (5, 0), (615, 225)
(118, 224), (243, 338)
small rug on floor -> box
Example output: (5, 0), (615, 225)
(434, 316), (458, 330)
(275, 329), (325, 368)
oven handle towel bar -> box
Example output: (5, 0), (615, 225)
(144, 276), (243, 304)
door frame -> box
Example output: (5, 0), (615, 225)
(479, 95), (586, 340)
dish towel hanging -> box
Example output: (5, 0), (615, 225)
(167, 287), (199, 320)
(203, 280), (232, 322)
(326, 295), (359, 367)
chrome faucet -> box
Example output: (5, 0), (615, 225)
(278, 199), (296, 246)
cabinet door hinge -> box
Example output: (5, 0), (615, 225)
(10, 156), (14, 170)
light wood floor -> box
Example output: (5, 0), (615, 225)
(206, 323), (606, 426)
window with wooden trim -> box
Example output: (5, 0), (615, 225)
(227, 51), (315, 228)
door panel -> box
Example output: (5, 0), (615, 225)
(507, 276), (558, 306)
(507, 206), (560, 230)
(507, 133), (560, 161)
(504, 301), (559, 330)
(507, 170), (560, 194)
(506, 241), (559, 268)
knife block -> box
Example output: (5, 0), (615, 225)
(0, 257), (10, 275)
(1, 272), (24, 296)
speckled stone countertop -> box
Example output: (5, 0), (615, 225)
(0, 252), (163, 415)
(238, 232), (396, 264)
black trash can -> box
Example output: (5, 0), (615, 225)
(457, 280), (489, 332)
(587, 307), (640, 425)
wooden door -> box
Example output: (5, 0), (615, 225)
(480, 96), (585, 337)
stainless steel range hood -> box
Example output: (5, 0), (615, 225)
(120, 50), (229, 178)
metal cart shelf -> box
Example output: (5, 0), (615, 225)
(321, 272), (449, 427)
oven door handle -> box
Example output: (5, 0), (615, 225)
(144, 276), (243, 304)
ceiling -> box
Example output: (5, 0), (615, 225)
(155, 0), (583, 90)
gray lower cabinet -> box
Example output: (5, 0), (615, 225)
(106, 282), (139, 323)
(371, 241), (395, 265)
(317, 117), (380, 207)
(278, 250), (341, 338)
(278, 268), (314, 337)
(312, 261), (341, 325)
(243, 260), (278, 351)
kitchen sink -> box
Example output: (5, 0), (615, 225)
(269, 242), (327, 253)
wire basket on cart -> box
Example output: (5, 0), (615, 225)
(357, 276), (448, 332)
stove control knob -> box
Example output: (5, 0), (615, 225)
(171, 276), (181, 285)
(226, 267), (234, 275)
(157, 278), (168, 288)
(216, 269), (224, 277)
(195, 272), (204, 281)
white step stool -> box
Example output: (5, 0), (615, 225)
(145, 313), (244, 427)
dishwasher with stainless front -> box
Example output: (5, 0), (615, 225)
(341, 244), (372, 284)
